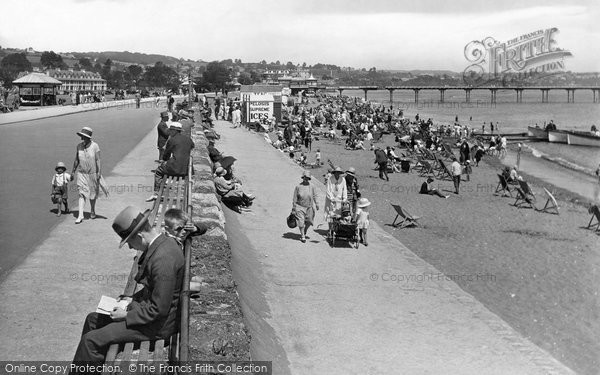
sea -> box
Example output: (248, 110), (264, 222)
(341, 88), (600, 202)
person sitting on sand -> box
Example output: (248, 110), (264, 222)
(420, 177), (449, 198)
(213, 167), (255, 210)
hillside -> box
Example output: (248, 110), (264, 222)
(70, 51), (205, 66)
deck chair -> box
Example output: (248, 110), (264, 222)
(495, 174), (512, 197)
(391, 204), (421, 228)
(419, 160), (435, 177)
(419, 149), (432, 160)
(435, 160), (453, 181)
(413, 155), (426, 173)
(442, 144), (455, 159)
(372, 131), (384, 143)
(513, 187), (536, 209)
(587, 205), (600, 231)
(518, 180), (536, 203)
(540, 187), (559, 215)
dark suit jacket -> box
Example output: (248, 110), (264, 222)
(129, 234), (184, 338)
(162, 133), (194, 176)
(374, 149), (388, 163)
(157, 120), (170, 149)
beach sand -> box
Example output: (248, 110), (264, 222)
(282, 130), (599, 375)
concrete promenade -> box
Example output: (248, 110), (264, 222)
(213, 120), (575, 375)
(0, 96), (180, 125)
(0, 108), (158, 359)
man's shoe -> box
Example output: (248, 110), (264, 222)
(146, 194), (158, 202)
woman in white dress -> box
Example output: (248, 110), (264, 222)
(71, 127), (108, 224)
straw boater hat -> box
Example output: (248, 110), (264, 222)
(170, 122), (182, 131)
(112, 206), (151, 248)
(356, 198), (371, 208)
(301, 170), (311, 180)
(55, 162), (67, 172)
(346, 167), (356, 175)
(76, 127), (93, 139)
(332, 166), (344, 174)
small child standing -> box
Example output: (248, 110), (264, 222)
(315, 149), (321, 166)
(354, 198), (371, 246)
(51, 162), (73, 216)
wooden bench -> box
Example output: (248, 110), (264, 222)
(103, 159), (193, 373)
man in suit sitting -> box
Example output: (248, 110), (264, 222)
(71, 206), (184, 368)
(147, 122), (194, 202)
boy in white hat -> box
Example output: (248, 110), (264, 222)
(51, 161), (73, 216)
(355, 198), (371, 246)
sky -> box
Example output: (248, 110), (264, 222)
(1, 0), (599, 72)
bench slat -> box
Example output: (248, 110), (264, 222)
(149, 179), (167, 226)
(152, 339), (166, 361)
(104, 343), (119, 364)
(155, 178), (173, 228)
(122, 342), (134, 362)
(138, 341), (150, 362)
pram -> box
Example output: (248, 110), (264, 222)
(327, 202), (359, 248)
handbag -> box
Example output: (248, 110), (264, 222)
(286, 211), (297, 228)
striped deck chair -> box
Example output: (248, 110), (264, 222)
(540, 187), (559, 215)
(391, 204), (421, 228)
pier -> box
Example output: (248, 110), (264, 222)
(320, 85), (600, 104)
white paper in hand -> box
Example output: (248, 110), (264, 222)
(96, 295), (130, 315)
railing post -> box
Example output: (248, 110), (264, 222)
(179, 156), (193, 362)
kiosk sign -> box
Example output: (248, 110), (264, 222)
(247, 93), (274, 122)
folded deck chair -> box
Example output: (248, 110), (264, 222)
(513, 187), (536, 209)
(495, 174), (512, 197)
(587, 205), (600, 231)
(391, 204), (421, 228)
(540, 187), (559, 215)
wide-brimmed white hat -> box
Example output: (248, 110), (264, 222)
(357, 198), (371, 208)
(76, 127), (93, 139)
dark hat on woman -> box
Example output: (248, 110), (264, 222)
(76, 127), (93, 139)
(112, 206), (151, 248)
(160, 111), (169, 118)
